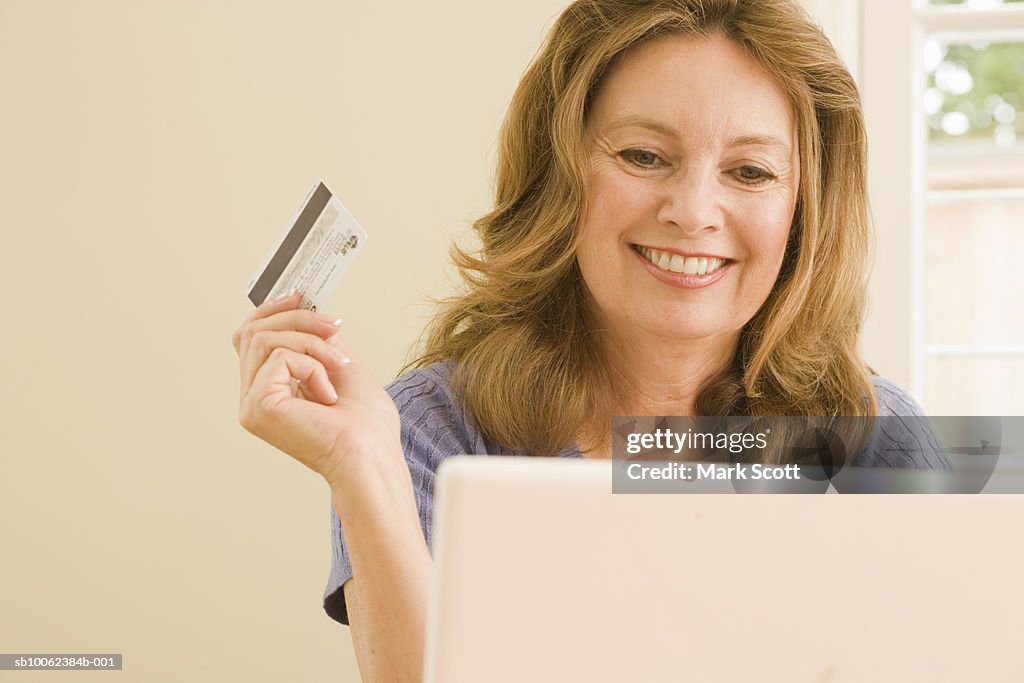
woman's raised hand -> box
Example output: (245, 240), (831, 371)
(231, 291), (403, 493)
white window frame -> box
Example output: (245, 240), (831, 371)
(858, 0), (1024, 405)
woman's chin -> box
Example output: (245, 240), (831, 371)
(626, 317), (740, 347)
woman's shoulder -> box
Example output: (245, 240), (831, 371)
(870, 374), (925, 417)
(386, 362), (458, 416)
(386, 362), (501, 457)
(854, 374), (951, 469)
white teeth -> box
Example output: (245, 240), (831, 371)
(637, 246), (725, 276)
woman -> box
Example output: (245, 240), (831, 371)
(233, 0), (947, 679)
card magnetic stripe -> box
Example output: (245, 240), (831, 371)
(247, 182), (333, 306)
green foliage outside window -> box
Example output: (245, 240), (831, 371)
(925, 0), (1024, 145)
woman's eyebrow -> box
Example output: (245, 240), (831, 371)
(605, 115), (678, 138)
(605, 117), (791, 152)
(728, 134), (790, 151)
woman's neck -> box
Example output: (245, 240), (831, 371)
(601, 327), (738, 416)
(580, 326), (739, 459)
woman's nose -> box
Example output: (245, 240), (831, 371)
(655, 169), (724, 235)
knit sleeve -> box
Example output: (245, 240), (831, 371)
(322, 364), (483, 625)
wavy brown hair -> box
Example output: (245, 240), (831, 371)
(412, 0), (877, 458)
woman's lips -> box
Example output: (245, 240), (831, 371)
(632, 244), (732, 289)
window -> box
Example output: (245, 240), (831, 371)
(858, 0), (1024, 415)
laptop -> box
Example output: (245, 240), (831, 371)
(423, 456), (1024, 682)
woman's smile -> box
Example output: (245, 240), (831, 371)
(632, 244), (733, 289)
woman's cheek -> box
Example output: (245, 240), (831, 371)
(744, 195), (793, 260)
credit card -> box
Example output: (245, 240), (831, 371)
(246, 179), (368, 312)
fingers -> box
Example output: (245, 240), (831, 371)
(255, 309), (342, 335)
(233, 290), (300, 352)
(239, 347), (363, 481)
(240, 329), (351, 397)
(239, 310), (343, 357)
(244, 347), (338, 419)
(232, 290), (343, 356)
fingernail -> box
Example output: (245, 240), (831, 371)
(317, 313), (343, 328)
(330, 387), (339, 402)
(274, 289), (297, 302)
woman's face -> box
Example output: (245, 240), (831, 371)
(578, 33), (799, 349)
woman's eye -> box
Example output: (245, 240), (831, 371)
(619, 149), (663, 168)
(733, 165), (775, 185)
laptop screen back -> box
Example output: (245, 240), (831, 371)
(424, 456), (1024, 682)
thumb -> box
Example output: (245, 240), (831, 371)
(323, 333), (377, 397)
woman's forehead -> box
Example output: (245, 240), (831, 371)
(589, 33), (796, 150)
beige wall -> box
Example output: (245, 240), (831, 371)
(0, 1), (894, 682)
(0, 1), (567, 680)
